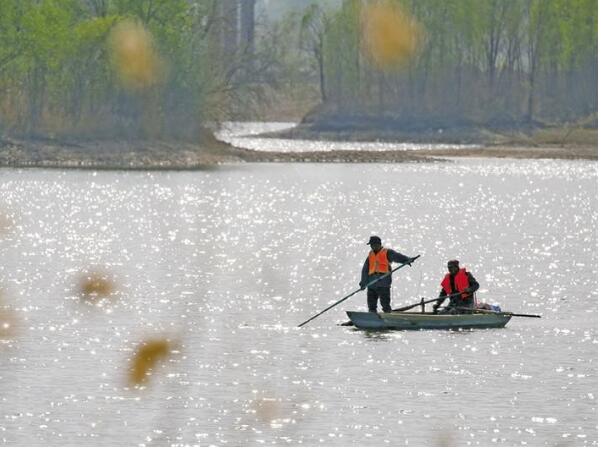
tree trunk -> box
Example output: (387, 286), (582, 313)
(240, 0), (255, 55)
(219, 0), (238, 59)
(317, 40), (327, 103)
(27, 63), (45, 136)
(527, 63), (536, 122)
(526, 0), (546, 123)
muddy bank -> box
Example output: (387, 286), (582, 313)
(229, 145), (596, 162)
(0, 133), (595, 170)
(226, 147), (435, 163)
(0, 136), (244, 170)
(0, 135), (435, 169)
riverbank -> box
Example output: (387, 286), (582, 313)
(256, 121), (597, 161)
(0, 135), (435, 169)
(0, 126), (596, 170)
(0, 136), (241, 170)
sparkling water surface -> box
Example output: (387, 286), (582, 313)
(0, 159), (596, 446)
(216, 121), (479, 152)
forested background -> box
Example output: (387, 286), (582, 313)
(305, 0), (597, 130)
(0, 0), (596, 142)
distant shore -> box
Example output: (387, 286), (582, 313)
(255, 121), (597, 161)
(0, 125), (596, 170)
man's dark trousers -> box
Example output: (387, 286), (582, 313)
(444, 296), (475, 314)
(367, 287), (391, 313)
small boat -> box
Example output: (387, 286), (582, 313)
(346, 310), (512, 330)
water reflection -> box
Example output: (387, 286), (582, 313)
(352, 329), (395, 341)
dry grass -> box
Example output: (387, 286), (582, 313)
(532, 127), (597, 146)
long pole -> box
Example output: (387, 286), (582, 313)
(298, 255), (420, 327)
(456, 307), (541, 318)
(392, 292), (463, 312)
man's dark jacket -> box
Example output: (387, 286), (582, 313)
(360, 248), (411, 289)
(438, 271), (480, 304)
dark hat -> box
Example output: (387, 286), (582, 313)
(367, 235), (382, 245)
(447, 259), (460, 266)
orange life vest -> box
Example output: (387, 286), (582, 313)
(368, 248), (390, 275)
(441, 268), (470, 300)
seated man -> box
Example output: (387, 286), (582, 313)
(433, 260), (479, 314)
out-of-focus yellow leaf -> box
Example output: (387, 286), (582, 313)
(78, 271), (115, 302)
(128, 339), (173, 386)
(361, 1), (423, 70)
(0, 291), (17, 340)
(252, 397), (281, 424)
(107, 19), (164, 90)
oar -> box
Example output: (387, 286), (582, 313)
(298, 255), (420, 327)
(392, 292), (463, 312)
(456, 307), (541, 318)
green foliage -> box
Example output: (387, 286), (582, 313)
(311, 0), (597, 122)
(21, 0), (78, 65)
(0, 0), (272, 139)
(75, 16), (120, 46)
(0, 0), (595, 136)
(0, 0), (26, 70)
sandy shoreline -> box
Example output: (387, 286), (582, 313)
(0, 135), (596, 170)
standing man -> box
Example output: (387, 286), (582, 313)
(433, 260), (480, 314)
(359, 236), (417, 313)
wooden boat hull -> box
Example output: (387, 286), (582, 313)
(346, 311), (512, 330)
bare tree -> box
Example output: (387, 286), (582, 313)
(240, 0), (256, 55)
(299, 4), (330, 102)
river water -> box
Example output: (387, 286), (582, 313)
(0, 158), (597, 446)
(215, 121), (479, 152)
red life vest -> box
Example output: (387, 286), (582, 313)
(368, 248), (390, 275)
(441, 268), (470, 300)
